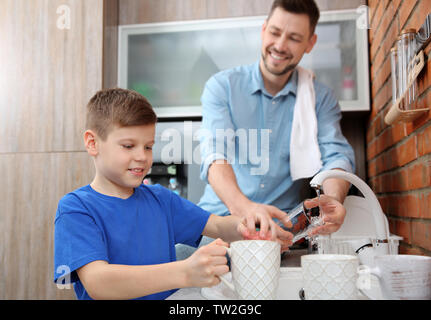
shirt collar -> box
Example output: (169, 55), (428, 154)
(249, 61), (298, 97)
(249, 61), (264, 95)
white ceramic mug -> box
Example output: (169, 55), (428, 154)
(301, 254), (359, 300)
(359, 255), (431, 300)
(219, 240), (281, 300)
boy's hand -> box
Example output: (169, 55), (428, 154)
(183, 238), (229, 288)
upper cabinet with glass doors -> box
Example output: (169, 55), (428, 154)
(118, 9), (370, 118)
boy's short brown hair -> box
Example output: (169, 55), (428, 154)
(86, 88), (157, 140)
(268, 0), (320, 36)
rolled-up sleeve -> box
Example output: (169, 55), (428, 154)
(199, 75), (235, 182)
(316, 87), (355, 174)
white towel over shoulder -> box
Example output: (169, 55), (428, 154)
(290, 66), (322, 181)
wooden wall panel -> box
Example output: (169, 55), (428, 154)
(206, 0), (273, 19)
(119, 0), (207, 25)
(0, 153), (94, 299)
(316, 0), (366, 11)
(0, 0), (103, 299)
(103, 0), (120, 89)
(0, 0), (103, 153)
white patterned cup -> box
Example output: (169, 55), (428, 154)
(301, 254), (359, 300)
(219, 240), (281, 300)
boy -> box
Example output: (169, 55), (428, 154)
(54, 88), (292, 300)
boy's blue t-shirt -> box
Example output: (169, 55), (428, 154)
(53, 184), (211, 300)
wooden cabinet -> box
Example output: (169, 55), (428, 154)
(0, 0), (111, 299)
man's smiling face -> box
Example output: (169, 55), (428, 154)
(260, 7), (316, 77)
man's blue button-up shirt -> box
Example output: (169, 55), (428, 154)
(198, 61), (355, 215)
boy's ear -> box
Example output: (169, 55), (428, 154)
(84, 130), (98, 156)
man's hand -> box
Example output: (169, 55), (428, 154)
(305, 194), (346, 236)
(235, 201), (293, 252)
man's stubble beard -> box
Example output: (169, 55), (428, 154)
(261, 53), (298, 76)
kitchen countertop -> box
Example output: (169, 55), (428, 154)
(167, 249), (308, 300)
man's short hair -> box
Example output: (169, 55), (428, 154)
(268, 0), (320, 35)
(86, 88), (157, 140)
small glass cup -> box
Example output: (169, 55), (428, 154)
(277, 202), (324, 243)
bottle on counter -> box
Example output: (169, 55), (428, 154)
(168, 177), (180, 195)
(341, 66), (355, 101)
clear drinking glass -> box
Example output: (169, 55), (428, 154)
(277, 202), (324, 243)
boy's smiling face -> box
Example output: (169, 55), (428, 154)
(85, 124), (155, 198)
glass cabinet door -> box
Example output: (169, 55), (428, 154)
(121, 18), (262, 117)
(119, 9), (369, 117)
(300, 10), (370, 112)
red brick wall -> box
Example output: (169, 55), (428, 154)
(367, 0), (431, 255)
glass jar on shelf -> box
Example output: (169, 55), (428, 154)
(397, 28), (418, 110)
(390, 46), (398, 106)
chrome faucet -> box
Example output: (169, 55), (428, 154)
(310, 170), (390, 255)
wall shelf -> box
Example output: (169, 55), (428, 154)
(385, 50), (430, 125)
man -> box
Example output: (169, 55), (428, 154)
(196, 0), (355, 238)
